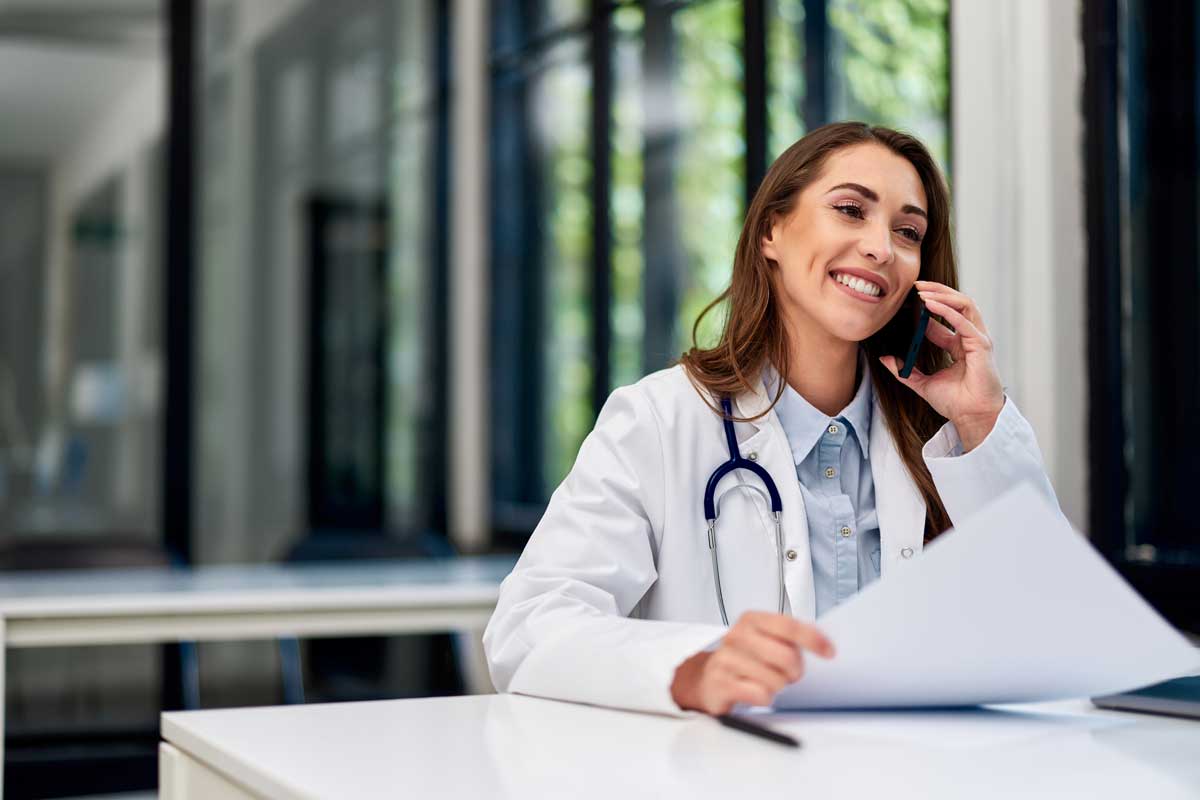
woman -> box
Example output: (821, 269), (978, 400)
(483, 122), (1060, 715)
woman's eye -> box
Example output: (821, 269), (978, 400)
(833, 203), (864, 219)
(897, 227), (923, 243)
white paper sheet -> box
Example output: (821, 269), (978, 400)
(773, 483), (1200, 709)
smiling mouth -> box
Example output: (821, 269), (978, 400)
(830, 270), (886, 299)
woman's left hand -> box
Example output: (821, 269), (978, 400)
(879, 280), (1006, 452)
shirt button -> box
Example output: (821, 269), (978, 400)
(824, 467), (836, 479)
(785, 549), (798, 561)
(827, 424), (839, 435)
(747, 451), (758, 461)
(901, 547), (914, 559)
(840, 526), (852, 538)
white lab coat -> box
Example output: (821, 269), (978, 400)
(483, 364), (1060, 715)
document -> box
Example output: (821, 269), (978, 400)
(773, 483), (1200, 710)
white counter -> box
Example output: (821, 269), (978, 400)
(160, 693), (1200, 799)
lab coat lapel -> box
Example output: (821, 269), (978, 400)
(869, 396), (926, 574)
(731, 380), (817, 620)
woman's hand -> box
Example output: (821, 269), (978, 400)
(880, 280), (1006, 452)
(670, 611), (835, 714)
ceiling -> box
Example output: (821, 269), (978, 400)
(0, 0), (160, 50)
(0, 0), (161, 163)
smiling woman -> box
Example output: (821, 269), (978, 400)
(681, 123), (968, 530)
(484, 122), (1061, 718)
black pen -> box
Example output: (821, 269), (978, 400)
(716, 713), (801, 748)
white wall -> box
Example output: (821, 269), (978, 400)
(950, 0), (1088, 531)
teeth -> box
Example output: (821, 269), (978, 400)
(834, 272), (881, 297)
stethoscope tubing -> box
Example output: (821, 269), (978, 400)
(704, 398), (786, 625)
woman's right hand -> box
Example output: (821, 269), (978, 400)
(670, 611), (835, 714)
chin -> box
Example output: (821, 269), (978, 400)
(823, 320), (877, 344)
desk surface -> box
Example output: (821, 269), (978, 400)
(0, 555), (518, 617)
(162, 693), (1200, 799)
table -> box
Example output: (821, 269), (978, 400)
(159, 693), (1200, 799)
(0, 555), (516, 798)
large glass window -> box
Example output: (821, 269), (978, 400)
(489, 0), (950, 533)
(191, 0), (454, 725)
(196, 0), (447, 563)
(1114, 0), (1198, 566)
(0, 12), (164, 545)
(0, 4), (167, 787)
(1085, 0), (1200, 633)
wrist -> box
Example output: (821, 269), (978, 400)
(953, 397), (1005, 453)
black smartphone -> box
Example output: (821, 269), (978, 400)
(899, 299), (929, 379)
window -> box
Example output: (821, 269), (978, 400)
(489, 0), (950, 537)
(196, 0), (449, 562)
(1084, 0), (1200, 632)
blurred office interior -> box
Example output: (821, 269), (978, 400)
(0, 0), (1196, 796)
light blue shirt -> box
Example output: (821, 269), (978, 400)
(768, 358), (881, 618)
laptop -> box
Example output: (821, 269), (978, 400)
(1093, 673), (1200, 719)
(1092, 613), (1200, 719)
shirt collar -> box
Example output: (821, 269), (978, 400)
(766, 350), (874, 463)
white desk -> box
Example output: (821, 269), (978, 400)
(0, 555), (516, 798)
(159, 693), (1200, 799)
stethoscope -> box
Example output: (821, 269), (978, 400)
(703, 398), (786, 626)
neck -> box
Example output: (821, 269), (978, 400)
(781, 317), (860, 417)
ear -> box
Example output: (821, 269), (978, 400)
(761, 219), (780, 264)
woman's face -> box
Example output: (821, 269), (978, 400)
(762, 142), (929, 344)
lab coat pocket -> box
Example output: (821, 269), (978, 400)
(870, 547), (881, 574)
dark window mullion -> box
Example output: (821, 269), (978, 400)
(743, 0), (767, 202)
(163, 0), (196, 565)
(590, 0), (613, 412)
(488, 0), (546, 519)
(1083, 0), (1125, 557)
(427, 0), (452, 534)
(162, 0), (197, 719)
(803, 0), (829, 129)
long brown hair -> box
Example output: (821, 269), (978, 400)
(679, 122), (956, 542)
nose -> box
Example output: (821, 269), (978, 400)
(857, 220), (894, 264)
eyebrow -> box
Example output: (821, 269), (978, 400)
(827, 182), (927, 220)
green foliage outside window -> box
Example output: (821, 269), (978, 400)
(673, 0), (745, 355)
(829, 0), (949, 170)
(528, 0), (950, 498)
(539, 42), (595, 488)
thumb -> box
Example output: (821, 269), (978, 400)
(879, 355), (929, 396)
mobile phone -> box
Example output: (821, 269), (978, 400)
(899, 302), (929, 379)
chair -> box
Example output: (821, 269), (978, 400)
(275, 529), (466, 704)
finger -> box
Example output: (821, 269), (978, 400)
(730, 632), (804, 682)
(879, 354), (932, 395)
(712, 648), (790, 694)
(922, 317), (963, 360)
(725, 678), (774, 710)
(920, 299), (990, 351)
(913, 280), (970, 302)
(742, 612), (835, 658)
(917, 289), (990, 337)
(913, 279), (963, 293)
